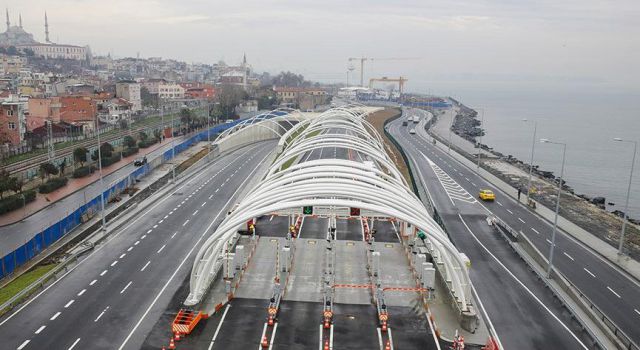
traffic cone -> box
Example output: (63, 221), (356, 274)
(324, 339), (329, 350)
(174, 333), (181, 341)
(385, 340), (391, 350)
(168, 337), (176, 350)
(261, 335), (268, 348)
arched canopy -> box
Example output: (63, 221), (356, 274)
(186, 106), (472, 311)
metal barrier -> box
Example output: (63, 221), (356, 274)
(0, 119), (249, 280)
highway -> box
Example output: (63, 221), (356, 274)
(388, 111), (598, 349)
(0, 141), (276, 350)
(393, 108), (640, 345)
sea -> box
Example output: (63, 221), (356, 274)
(439, 83), (640, 220)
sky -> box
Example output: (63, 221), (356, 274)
(6, 0), (640, 93)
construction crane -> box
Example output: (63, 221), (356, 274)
(347, 57), (419, 87)
(369, 76), (409, 94)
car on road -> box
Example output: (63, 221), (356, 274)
(402, 121), (408, 126)
(409, 128), (416, 134)
(134, 156), (147, 166)
(479, 189), (496, 201)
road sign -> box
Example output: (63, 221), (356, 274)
(350, 207), (361, 216)
(303, 206), (313, 215)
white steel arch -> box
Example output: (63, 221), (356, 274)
(214, 108), (304, 144)
(186, 107), (473, 312)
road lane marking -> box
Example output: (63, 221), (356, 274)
(119, 253), (126, 259)
(270, 215), (274, 221)
(141, 261), (151, 271)
(201, 202), (207, 207)
(584, 268), (595, 278)
(147, 229), (153, 234)
(127, 246), (133, 252)
(17, 340), (30, 350)
(635, 309), (640, 316)
(94, 306), (109, 322)
(215, 188), (219, 192)
(158, 220), (164, 224)
(471, 182), (477, 187)
(563, 252), (575, 261)
(171, 232), (178, 239)
(546, 239), (554, 245)
(208, 304), (231, 350)
(120, 281), (132, 294)
(193, 210), (199, 216)
(35, 325), (46, 334)
(518, 218), (525, 223)
(77, 289), (86, 296)
(506, 209), (514, 214)
(496, 201), (503, 206)
(141, 235), (146, 240)
(209, 195), (214, 200)
(100, 270), (107, 276)
(157, 245), (166, 254)
(134, 240), (140, 246)
(64, 300), (74, 308)
(111, 260), (118, 267)
(68, 338), (81, 350)
(90, 279), (97, 286)
(269, 322), (279, 349)
(183, 219), (190, 226)
(164, 215), (169, 219)
(50, 312), (61, 321)
(531, 228), (540, 234)
(607, 286), (621, 298)
(153, 224), (158, 229)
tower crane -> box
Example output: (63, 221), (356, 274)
(347, 57), (419, 87)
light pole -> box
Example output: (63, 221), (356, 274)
(95, 116), (106, 231)
(207, 102), (211, 143)
(476, 108), (484, 170)
(523, 119), (538, 204)
(540, 138), (566, 278)
(171, 105), (176, 182)
(448, 108), (453, 154)
(613, 137), (637, 257)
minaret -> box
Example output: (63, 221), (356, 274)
(243, 53), (247, 66)
(6, 9), (9, 31)
(19, 13), (22, 28)
(45, 11), (50, 43)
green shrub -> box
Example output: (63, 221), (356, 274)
(0, 190), (36, 215)
(137, 139), (158, 149)
(72, 166), (95, 178)
(100, 155), (120, 167)
(121, 147), (138, 157)
(38, 177), (68, 194)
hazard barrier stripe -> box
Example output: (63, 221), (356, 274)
(333, 284), (372, 289)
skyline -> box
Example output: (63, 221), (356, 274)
(4, 0), (640, 94)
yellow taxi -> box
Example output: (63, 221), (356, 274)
(479, 189), (496, 201)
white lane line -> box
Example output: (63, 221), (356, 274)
(157, 244), (166, 254)
(94, 306), (109, 322)
(169, 210), (174, 215)
(563, 252), (575, 261)
(134, 240), (140, 246)
(119, 253), (126, 259)
(546, 239), (553, 245)
(77, 289), (86, 296)
(465, 177), (470, 182)
(50, 311), (61, 321)
(201, 202), (207, 207)
(127, 246), (133, 252)
(153, 224), (158, 229)
(90, 279), (97, 286)
(158, 220), (164, 224)
(506, 209), (514, 214)
(215, 188), (219, 193)
(64, 299), (74, 308)
(471, 182), (477, 187)
(171, 232), (178, 239)
(100, 270), (107, 276)
(607, 286), (621, 298)
(34, 325), (46, 334)
(496, 201), (503, 206)
(209, 195), (214, 200)
(183, 219), (190, 226)
(518, 218), (525, 223)
(111, 260), (118, 267)
(269, 215), (274, 221)
(164, 215), (169, 219)
(584, 268), (596, 278)
(634, 309), (640, 316)
(269, 322), (279, 350)
(531, 228), (540, 234)
(68, 338), (81, 350)
(208, 304), (231, 350)
(193, 210), (199, 216)
(141, 261), (151, 271)
(147, 229), (152, 234)
(120, 281), (132, 294)
(17, 340), (30, 350)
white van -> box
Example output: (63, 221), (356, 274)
(409, 128), (416, 134)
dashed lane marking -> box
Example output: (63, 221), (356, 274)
(564, 252), (575, 261)
(157, 245), (166, 254)
(64, 300), (74, 308)
(506, 209), (514, 215)
(68, 338), (81, 350)
(111, 261), (118, 267)
(120, 281), (132, 294)
(147, 229), (152, 234)
(50, 312), (61, 321)
(127, 246), (133, 252)
(119, 253), (126, 259)
(34, 325), (46, 334)
(134, 240), (140, 246)
(607, 286), (621, 298)
(89, 279), (97, 286)
(584, 268), (596, 278)
(531, 228), (540, 234)
(202, 202), (207, 207)
(140, 261), (151, 272)
(100, 270), (107, 276)
(17, 340), (30, 350)
(171, 232), (177, 239)
(183, 219), (190, 226)
(77, 289), (86, 296)
(518, 218), (525, 223)
(193, 210), (199, 216)
(497, 201), (503, 206)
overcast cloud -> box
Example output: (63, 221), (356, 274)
(6, 0), (640, 93)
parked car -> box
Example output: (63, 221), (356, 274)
(479, 189), (496, 201)
(409, 128), (416, 134)
(134, 156), (147, 166)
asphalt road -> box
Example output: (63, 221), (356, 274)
(0, 141), (277, 350)
(388, 112), (594, 349)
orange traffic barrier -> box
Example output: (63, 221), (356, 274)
(172, 309), (207, 336)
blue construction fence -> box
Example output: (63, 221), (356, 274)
(0, 112), (286, 280)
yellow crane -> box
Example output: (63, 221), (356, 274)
(368, 76), (408, 94)
(347, 57), (419, 87)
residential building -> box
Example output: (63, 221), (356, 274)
(0, 95), (27, 145)
(116, 80), (142, 112)
(274, 87), (328, 110)
(98, 98), (132, 125)
(58, 96), (98, 132)
(158, 84), (185, 99)
(0, 54), (26, 74)
(27, 97), (62, 130)
(141, 78), (168, 94)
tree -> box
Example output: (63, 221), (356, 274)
(23, 48), (35, 57)
(0, 170), (11, 199)
(10, 177), (23, 194)
(6, 46), (18, 56)
(91, 142), (114, 161)
(180, 108), (194, 132)
(140, 87), (157, 108)
(59, 159), (67, 176)
(73, 147), (88, 166)
(139, 131), (148, 141)
(215, 84), (246, 119)
(153, 129), (162, 142)
(271, 71), (308, 87)
(39, 162), (59, 181)
(123, 135), (136, 148)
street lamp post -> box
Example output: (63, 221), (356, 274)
(171, 105), (176, 182)
(448, 109), (453, 154)
(476, 108), (484, 170)
(540, 138), (566, 278)
(613, 138), (637, 257)
(95, 116), (106, 231)
(523, 119), (538, 204)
